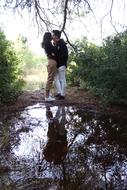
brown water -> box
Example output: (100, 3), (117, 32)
(0, 103), (127, 190)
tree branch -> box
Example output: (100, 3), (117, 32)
(61, 0), (69, 32)
(109, 0), (119, 34)
(100, 0), (118, 36)
(84, 0), (97, 23)
(63, 30), (77, 52)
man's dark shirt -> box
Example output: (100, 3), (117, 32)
(56, 39), (68, 68)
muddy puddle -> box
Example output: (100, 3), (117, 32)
(0, 103), (127, 190)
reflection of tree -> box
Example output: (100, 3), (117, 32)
(58, 108), (127, 189)
(0, 106), (127, 189)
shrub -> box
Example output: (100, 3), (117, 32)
(0, 30), (24, 103)
(68, 31), (127, 104)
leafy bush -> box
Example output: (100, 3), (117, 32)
(68, 31), (127, 104)
(0, 30), (24, 103)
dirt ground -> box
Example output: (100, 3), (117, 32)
(0, 87), (127, 118)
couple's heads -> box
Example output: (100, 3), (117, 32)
(43, 30), (61, 43)
(52, 30), (61, 43)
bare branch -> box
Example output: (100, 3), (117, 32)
(84, 0), (97, 23)
(63, 30), (77, 52)
(34, 0), (59, 31)
(3, 0), (127, 47)
(34, 0), (49, 30)
(100, 0), (118, 36)
(61, 0), (69, 32)
(109, 0), (119, 34)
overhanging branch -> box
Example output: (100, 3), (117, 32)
(100, 0), (118, 36)
(63, 30), (77, 52)
(61, 0), (69, 32)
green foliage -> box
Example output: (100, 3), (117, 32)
(0, 30), (24, 103)
(14, 35), (47, 90)
(68, 31), (127, 104)
(15, 35), (46, 71)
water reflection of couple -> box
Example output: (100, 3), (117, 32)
(41, 30), (68, 102)
(43, 106), (68, 164)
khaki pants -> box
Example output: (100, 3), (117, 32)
(45, 59), (57, 92)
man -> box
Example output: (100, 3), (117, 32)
(43, 106), (68, 164)
(52, 30), (68, 100)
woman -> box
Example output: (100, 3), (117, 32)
(41, 32), (58, 102)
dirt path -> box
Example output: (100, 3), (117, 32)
(0, 87), (127, 117)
